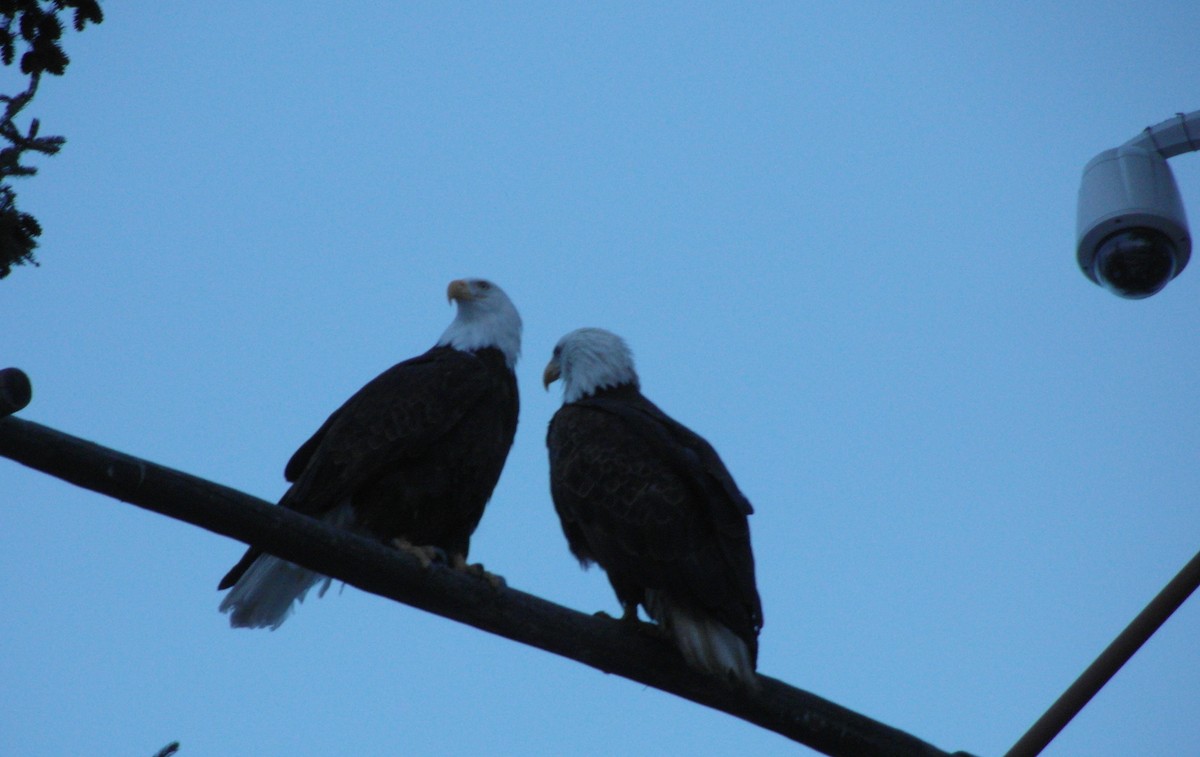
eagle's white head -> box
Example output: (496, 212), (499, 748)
(437, 278), (522, 368)
(543, 327), (639, 403)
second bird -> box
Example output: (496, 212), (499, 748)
(543, 328), (763, 686)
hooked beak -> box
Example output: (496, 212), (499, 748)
(542, 358), (561, 390)
(447, 279), (473, 303)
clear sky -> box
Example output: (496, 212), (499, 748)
(3, 3), (1199, 756)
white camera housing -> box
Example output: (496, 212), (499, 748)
(1076, 145), (1191, 298)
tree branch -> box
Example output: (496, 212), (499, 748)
(0, 412), (974, 757)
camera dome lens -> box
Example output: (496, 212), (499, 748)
(1092, 228), (1179, 299)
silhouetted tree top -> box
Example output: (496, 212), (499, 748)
(0, 0), (102, 278)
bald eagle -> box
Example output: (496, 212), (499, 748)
(543, 328), (762, 686)
(218, 278), (521, 629)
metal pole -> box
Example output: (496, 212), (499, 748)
(0, 367), (32, 418)
(1005, 548), (1200, 757)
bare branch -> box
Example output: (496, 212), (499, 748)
(0, 413), (974, 757)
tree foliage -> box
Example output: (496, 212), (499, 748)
(0, 0), (101, 279)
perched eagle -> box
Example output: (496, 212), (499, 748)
(218, 278), (521, 629)
(543, 328), (763, 686)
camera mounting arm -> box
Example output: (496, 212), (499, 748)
(1123, 110), (1200, 158)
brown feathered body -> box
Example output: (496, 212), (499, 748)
(547, 381), (762, 684)
(219, 278), (521, 629)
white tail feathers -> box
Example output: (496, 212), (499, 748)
(646, 590), (757, 687)
(218, 555), (332, 630)
(218, 502), (354, 630)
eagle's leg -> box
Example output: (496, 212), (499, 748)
(594, 603), (660, 635)
(593, 603), (638, 622)
(590, 604), (648, 628)
(450, 552), (507, 589)
(391, 537), (446, 569)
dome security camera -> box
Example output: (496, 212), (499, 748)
(1076, 145), (1191, 298)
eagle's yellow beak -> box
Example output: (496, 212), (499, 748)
(542, 359), (561, 390)
(447, 279), (473, 303)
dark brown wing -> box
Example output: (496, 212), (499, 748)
(547, 387), (762, 652)
(219, 346), (513, 590)
(279, 346), (500, 516)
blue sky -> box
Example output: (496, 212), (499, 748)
(3, 3), (1199, 755)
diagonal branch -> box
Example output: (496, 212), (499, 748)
(0, 413), (974, 757)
